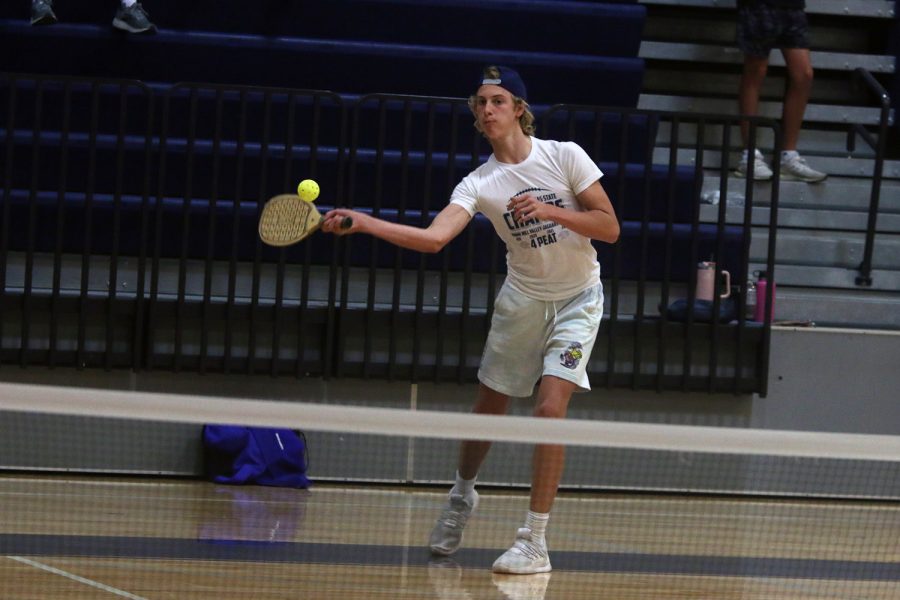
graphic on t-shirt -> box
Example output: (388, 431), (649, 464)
(560, 341), (584, 369)
(503, 187), (570, 250)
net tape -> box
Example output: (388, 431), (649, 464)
(1, 382), (899, 463)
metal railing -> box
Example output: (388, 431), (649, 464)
(1, 73), (777, 395)
(846, 68), (892, 286)
(543, 105), (780, 395)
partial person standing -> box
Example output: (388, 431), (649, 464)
(322, 65), (620, 574)
(31, 0), (157, 34)
(735, 0), (827, 182)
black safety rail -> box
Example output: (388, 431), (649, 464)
(847, 68), (892, 287)
(145, 82), (348, 376)
(0, 73), (155, 371)
(0, 73), (779, 395)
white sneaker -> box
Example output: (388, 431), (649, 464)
(492, 572), (551, 599)
(429, 491), (478, 556)
(492, 527), (551, 574)
(734, 149), (773, 181)
(781, 153), (827, 183)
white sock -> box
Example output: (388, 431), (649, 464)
(122, 0), (137, 7)
(781, 150), (799, 162)
(524, 510), (550, 544)
(450, 471), (476, 497)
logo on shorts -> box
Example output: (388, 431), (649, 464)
(560, 342), (584, 369)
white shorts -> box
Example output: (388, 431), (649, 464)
(478, 282), (604, 398)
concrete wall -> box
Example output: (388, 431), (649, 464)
(752, 327), (900, 435)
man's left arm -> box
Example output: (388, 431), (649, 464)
(507, 181), (620, 243)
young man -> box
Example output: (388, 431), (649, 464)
(322, 66), (619, 574)
(31, 0), (156, 34)
(735, 0), (827, 182)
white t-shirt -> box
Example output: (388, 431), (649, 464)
(449, 137), (603, 301)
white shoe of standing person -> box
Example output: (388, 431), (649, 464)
(781, 153), (828, 183)
(492, 527), (551, 574)
(734, 149), (773, 181)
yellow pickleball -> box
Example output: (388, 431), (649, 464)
(297, 179), (320, 202)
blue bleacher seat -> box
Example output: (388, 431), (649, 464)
(0, 0), (646, 57)
(1, 2), (737, 290)
(0, 23), (644, 108)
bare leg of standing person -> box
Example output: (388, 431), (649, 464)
(736, 55), (774, 180)
(739, 54), (769, 147)
(780, 47), (814, 151)
(493, 375), (576, 574)
(457, 384), (511, 478)
(778, 47), (827, 182)
(529, 376), (575, 513)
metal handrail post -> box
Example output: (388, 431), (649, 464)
(848, 68), (891, 286)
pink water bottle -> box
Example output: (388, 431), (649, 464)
(754, 270), (775, 322)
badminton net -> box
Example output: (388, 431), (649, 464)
(1, 381), (899, 600)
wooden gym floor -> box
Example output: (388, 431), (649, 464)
(1, 474), (898, 599)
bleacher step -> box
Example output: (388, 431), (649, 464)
(766, 286), (900, 329)
(748, 229), (900, 291)
(643, 69), (867, 105)
(700, 204), (900, 233)
(700, 175), (900, 212)
(655, 148), (900, 179)
(758, 263), (900, 296)
(655, 122), (879, 158)
(639, 94), (894, 127)
(638, 0), (896, 20)
(639, 41), (895, 74)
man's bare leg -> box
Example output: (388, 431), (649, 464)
(780, 47), (814, 151)
(493, 375), (576, 573)
(529, 375), (576, 513)
(457, 383), (510, 479)
(738, 54), (770, 147)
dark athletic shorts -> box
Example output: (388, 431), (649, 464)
(737, 5), (810, 57)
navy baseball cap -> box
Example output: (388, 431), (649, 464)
(477, 66), (527, 101)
